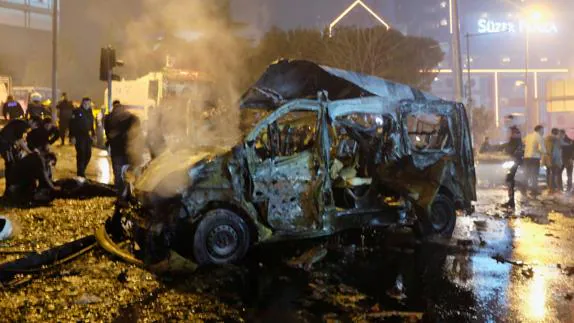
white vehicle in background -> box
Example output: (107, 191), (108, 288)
(103, 68), (215, 122)
(0, 75), (11, 104)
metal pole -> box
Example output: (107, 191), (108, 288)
(51, 0), (58, 120)
(107, 67), (112, 113)
(450, 0), (464, 102)
(525, 28), (530, 128)
(465, 33), (473, 126)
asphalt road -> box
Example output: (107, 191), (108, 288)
(1, 145), (574, 322)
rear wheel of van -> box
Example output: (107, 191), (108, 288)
(417, 194), (456, 239)
(192, 209), (251, 266)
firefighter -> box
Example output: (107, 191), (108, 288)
(26, 92), (47, 119)
(69, 97), (95, 178)
(501, 115), (524, 209)
(56, 92), (74, 145)
(104, 100), (141, 197)
(0, 119), (31, 197)
(2, 95), (24, 120)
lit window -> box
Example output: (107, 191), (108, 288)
(540, 57), (548, 62)
(502, 57), (511, 63)
(440, 1), (447, 8)
(440, 19), (448, 26)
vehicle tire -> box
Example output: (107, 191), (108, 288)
(192, 208), (251, 266)
(417, 194), (456, 239)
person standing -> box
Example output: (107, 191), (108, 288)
(56, 93), (74, 145)
(543, 128), (563, 194)
(26, 93), (46, 119)
(104, 100), (141, 197)
(502, 122), (524, 208)
(559, 129), (573, 192)
(523, 125), (546, 195)
(69, 97), (95, 178)
(2, 95), (24, 120)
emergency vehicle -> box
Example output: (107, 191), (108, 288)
(103, 68), (215, 122)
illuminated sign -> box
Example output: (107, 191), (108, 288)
(477, 18), (558, 34)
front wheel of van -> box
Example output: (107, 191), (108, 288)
(193, 209), (251, 266)
(417, 194), (456, 239)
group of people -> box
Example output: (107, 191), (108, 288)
(0, 91), (142, 204)
(497, 115), (574, 208)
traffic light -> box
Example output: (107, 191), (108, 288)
(99, 46), (123, 81)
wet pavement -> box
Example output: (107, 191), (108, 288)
(1, 146), (574, 321)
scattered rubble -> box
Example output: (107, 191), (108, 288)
(286, 245), (328, 271)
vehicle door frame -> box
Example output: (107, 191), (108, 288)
(244, 99), (331, 234)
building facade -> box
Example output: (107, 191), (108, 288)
(0, 0), (57, 86)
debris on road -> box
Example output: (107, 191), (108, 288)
(286, 245), (328, 271)
(492, 253), (524, 266)
(521, 267), (534, 278)
(75, 293), (102, 305)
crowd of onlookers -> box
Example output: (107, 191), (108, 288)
(480, 115), (573, 208)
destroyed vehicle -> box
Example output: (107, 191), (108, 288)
(113, 60), (476, 266)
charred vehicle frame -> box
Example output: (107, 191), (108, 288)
(101, 60), (477, 266)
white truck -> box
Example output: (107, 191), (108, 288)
(103, 68), (215, 122)
(0, 76), (12, 105)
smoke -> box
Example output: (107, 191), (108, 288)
(101, 0), (254, 197)
(116, 0), (247, 155)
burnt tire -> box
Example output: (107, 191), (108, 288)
(417, 194), (456, 239)
(192, 209), (251, 266)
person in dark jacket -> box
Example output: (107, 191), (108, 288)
(26, 95), (47, 119)
(26, 117), (60, 152)
(2, 95), (24, 120)
(6, 151), (58, 204)
(104, 100), (141, 196)
(56, 93), (75, 145)
(0, 119), (31, 196)
(502, 119), (524, 209)
(69, 97), (95, 178)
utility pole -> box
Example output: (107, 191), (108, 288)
(450, 0), (464, 102)
(51, 0), (58, 120)
(465, 33), (472, 126)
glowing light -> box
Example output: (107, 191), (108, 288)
(329, 0), (390, 37)
(502, 57), (511, 63)
(448, 0), (453, 34)
(426, 68), (569, 74)
(494, 71), (499, 127)
(540, 57), (548, 62)
(527, 268), (547, 319)
(97, 157), (112, 184)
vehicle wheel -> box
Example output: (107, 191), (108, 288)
(192, 208), (251, 266)
(417, 194), (456, 239)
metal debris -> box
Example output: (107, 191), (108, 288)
(286, 245), (328, 271)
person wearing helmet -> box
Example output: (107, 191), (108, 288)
(2, 95), (24, 120)
(26, 92), (47, 119)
